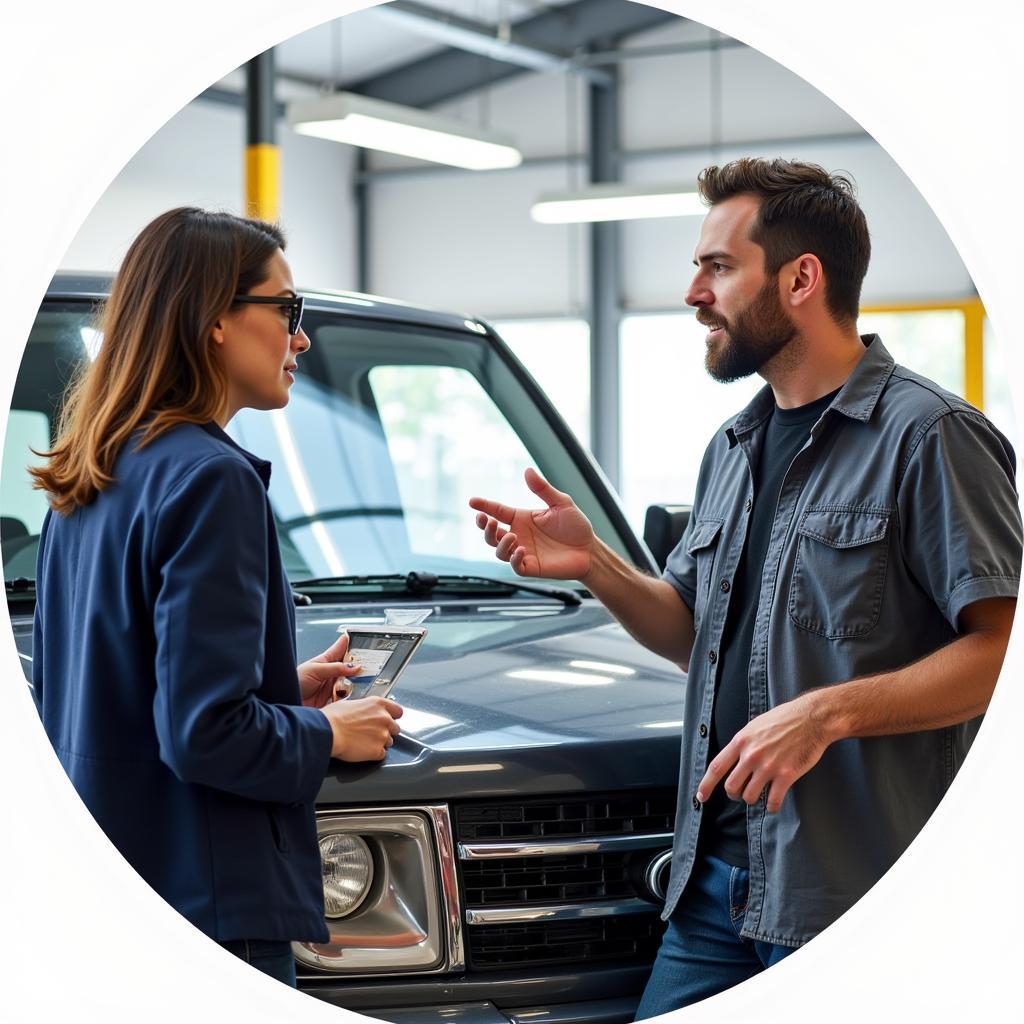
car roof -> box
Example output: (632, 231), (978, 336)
(46, 270), (492, 336)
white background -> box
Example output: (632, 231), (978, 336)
(1, 1), (1022, 1021)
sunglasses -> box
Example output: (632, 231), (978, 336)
(232, 294), (305, 336)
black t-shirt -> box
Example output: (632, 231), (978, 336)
(701, 387), (840, 867)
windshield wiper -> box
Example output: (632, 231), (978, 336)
(291, 571), (582, 606)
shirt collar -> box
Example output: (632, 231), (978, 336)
(199, 421), (273, 488)
(726, 334), (895, 448)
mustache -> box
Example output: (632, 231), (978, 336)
(696, 311), (727, 330)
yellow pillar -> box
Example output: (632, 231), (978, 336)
(245, 143), (280, 222)
(963, 299), (985, 411)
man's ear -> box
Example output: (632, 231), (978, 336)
(787, 253), (824, 310)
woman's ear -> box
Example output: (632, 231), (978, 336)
(210, 318), (226, 346)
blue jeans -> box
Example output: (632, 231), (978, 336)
(219, 939), (297, 987)
(634, 855), (797, 1019)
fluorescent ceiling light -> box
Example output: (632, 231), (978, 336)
(531, 184), (705, 224)
(287, 92), (522, 171)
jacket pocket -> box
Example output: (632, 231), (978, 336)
(788, 506), (891, 639)
(267, 805), (289, 853)
(686, 518), (724, 632)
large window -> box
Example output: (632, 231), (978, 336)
(860, 300), (1017, 445)
(619, 313), (760, 534)
(856, 308), (965, 395)
(984, 317), (1018, 445)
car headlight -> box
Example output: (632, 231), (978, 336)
(320, 834), (374, 918)
(294, 807), (462, 977)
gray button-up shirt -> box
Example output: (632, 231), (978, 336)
(662, 335), (1022, 946)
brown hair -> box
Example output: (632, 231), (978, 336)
(697, 158), (871, 325)
(30, 207), (286, 514)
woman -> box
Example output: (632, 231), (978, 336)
(30, 207), (403, 986)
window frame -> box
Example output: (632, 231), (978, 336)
(859, 297), (986, 410)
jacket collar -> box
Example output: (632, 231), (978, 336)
(726, 334), (895, 448)
(199, 421), (272, 487)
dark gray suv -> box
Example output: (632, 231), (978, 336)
(5, 274), (686, 1023)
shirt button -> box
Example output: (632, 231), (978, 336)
(720, 580), (730, 593)
(745, 497), (752, 512)
(699, 723), (708, 737)
(708, 650), (718, 664)
(692, 795), (701, 811)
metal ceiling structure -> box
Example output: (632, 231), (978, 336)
(201, 0), (678, 114)
(348, 0), (676, 107)
(373, 0), (614, 87)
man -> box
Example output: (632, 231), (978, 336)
(469, 158), (1021, 1016)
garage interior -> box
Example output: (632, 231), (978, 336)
(59, 0), (1008, 533)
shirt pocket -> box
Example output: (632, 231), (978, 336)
(686, 517), (724, 632)
(788, 506), (891, 639)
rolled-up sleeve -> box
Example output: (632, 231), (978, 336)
(662, 512), (699, 611)
(151, 455), (332, 804)
(897, 409), (1022, 629)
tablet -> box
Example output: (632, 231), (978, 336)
(341, 626), (427, 699)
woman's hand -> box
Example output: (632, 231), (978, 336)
(299, 631), (361, 708)
(320, 696), (404, 762)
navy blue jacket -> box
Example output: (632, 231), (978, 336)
(33, 422), (333, 942)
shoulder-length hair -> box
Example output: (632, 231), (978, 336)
(31, 207), (286, 514)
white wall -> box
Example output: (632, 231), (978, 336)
(368, 162), (589, 316)
(618, 20), (864, 150)
(61, 98), (358, 292)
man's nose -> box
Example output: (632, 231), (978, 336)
(685, 276), (710, 309)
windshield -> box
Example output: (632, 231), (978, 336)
(3, 301), (638, 589)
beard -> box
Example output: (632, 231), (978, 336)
(699, 277), (798, 383)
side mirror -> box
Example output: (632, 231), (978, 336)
(643, 504), (692, 572)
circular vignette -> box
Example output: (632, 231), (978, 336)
(1, 1), (1021, 1022)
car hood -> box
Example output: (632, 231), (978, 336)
(9, 596), (687, 805)
(295, 597), (686, 805)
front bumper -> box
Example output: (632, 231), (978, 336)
(300, 964), (649, 1023)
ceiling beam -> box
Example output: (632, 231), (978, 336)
(376, 0), (613, 87)
(348, 0), (679, 108)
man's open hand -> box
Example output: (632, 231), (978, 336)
(697, 694), (834, 813)
(468, 467), (595, 580)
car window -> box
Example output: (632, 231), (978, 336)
(2, 304), (96, 575)
(4, 303), (637, 588)
(369, 364), (538, 566)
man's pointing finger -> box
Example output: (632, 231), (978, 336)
(468, 496), (516, 524)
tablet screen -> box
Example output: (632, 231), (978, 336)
(343, 628), (425, 699)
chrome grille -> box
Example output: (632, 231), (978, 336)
(467, 916), (665, 971)
(455, 793), (675, 843)
(455, 790), (675, 971)
(462, 850), (635, 905)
